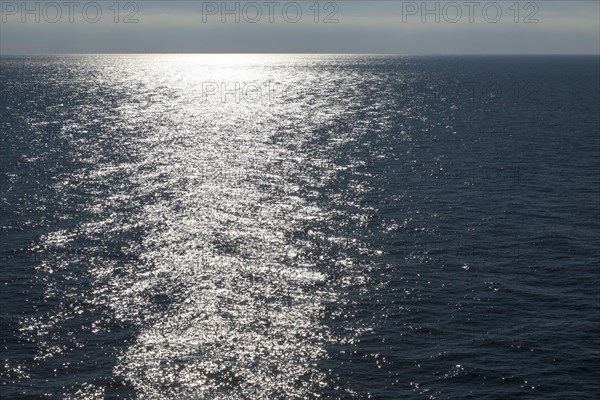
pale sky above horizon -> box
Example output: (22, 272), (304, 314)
(1, 1), (599, 54)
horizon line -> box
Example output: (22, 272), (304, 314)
(1, 52), (599, 56)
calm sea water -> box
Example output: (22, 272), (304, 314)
(1, 55), (599, 399)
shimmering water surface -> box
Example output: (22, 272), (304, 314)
(1, 55), (599, 399)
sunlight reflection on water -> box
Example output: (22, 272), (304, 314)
(31, 55), (364, 399)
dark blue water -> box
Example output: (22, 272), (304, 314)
(1, 55), (599, 399)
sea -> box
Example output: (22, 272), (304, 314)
(1, 55), (599, 399)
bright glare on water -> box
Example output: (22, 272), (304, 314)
(1, 54), (599, 399)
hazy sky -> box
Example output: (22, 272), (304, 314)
(1, 1), (599, 54)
